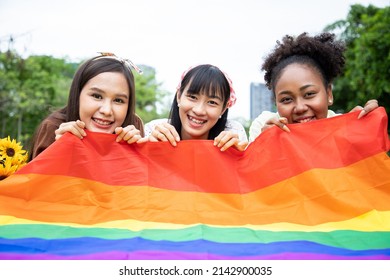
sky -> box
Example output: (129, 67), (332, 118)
(0, 0), (388, 120)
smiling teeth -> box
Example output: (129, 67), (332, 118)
(94, 119), (112, 125)
(189, 116), (205, 124)
(298, 118), (314, 123)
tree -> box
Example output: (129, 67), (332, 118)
(0, 51), (171, 148)
(324, 4), (390, 132)
(0, 51), (76, 147)
(134, 65), (171, 123)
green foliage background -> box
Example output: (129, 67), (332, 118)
(0, 52), (171, 149)
(0, 4), (389, 149)
(0, 52), (77, 146)
(325, 4), (390, 131)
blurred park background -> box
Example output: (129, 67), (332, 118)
(0, 4), (389, 150)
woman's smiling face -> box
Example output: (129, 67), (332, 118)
(177, 82), (226, 140)
(275, 63), (333, 124)
(79, 72), (129, 133)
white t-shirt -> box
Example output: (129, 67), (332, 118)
(249, 110), (339, 142)
(145, 118), (248, 142)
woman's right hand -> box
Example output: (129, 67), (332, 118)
(148, 123), (181, 147)
(55, 120), (86, 140)
(261, 117), (291, 133)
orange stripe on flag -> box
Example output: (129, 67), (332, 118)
(1, 151), (389, 226)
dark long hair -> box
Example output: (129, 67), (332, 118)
(65, 56), (143, 133)
(28, 56), (144, 161)
(169, 64), (231, 140)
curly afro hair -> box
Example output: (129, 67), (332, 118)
(262, 32), (346, 91)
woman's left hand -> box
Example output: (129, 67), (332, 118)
(349, 99), (379, 119)
(115, 125), (142, 144)
(214, 131), (248, 152)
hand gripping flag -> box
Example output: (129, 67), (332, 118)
(0, 108), (389, 260)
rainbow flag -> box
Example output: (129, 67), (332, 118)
(0, 108), (389, 260)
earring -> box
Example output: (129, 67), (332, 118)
(219, 115), (222, 119)
(178, 103), (181, 107)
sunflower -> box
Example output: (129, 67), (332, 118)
(0, 157), (19, 180)
(0, 136), (25, 157)
(0, 136), (28, 180)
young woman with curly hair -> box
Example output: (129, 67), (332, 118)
(249, 32), (378, 142)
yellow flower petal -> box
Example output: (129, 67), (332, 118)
(0, 136), (28, 180)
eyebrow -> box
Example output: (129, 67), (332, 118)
(89, 87), (129, 99)
(187, 90), (223, 101)
(277, 84), (314, 95)
(299, 84), (314, 91)
(208, 94), (223, 100)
